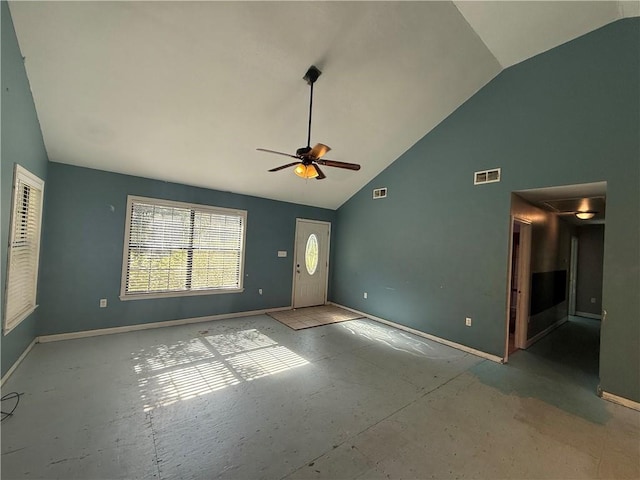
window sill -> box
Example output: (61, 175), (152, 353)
(4, 305), (38, 336)
(119, 288), (244, 301)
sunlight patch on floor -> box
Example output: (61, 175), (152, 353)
(340, 319), (460, 359)
(134, 329), (309, 411)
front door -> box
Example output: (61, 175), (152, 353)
(293, 219), (330, 308)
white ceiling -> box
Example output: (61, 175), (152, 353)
(8, 1), (636, 210)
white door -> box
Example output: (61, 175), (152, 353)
(505, 218), (532, 361)
(293, 219), (330, 308)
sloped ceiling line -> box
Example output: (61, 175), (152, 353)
(8, 1), (638, 209)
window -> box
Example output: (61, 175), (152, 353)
(305, 234), (319, 275)
(4, 165), (44, 335)
(120, 196), (247, 300)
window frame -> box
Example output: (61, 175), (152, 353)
(120, 195), (247, 301)
(4, 164), (45, 335)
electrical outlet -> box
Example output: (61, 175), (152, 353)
(364, 292), (368, 299)
(591, 297), (596, 304)
(259, 288), (263, 295)
(465, 317), (472, 327)
(99, 298), (107, 308)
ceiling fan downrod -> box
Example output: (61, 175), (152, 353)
(303, 66), (321, 150)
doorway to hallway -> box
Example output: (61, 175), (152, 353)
(506, 182), (606, 395)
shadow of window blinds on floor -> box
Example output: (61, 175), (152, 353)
(133, 329), (309, 412)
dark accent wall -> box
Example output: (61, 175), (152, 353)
(576, 224), (605, 316)
(1, 2), (49, 377)
(530, 271), (567, 316)
(38, 163), (335, 335)
(332, 19), (639, 402)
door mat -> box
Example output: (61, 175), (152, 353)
(267, 305), (363, 330)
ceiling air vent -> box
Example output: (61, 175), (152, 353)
(474, 168), (501, 185)
(373, 187), (387, 199)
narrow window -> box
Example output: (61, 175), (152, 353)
(305, 234), (319, 275)
(4, 165), (45, 334)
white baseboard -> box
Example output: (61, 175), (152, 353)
(329, 302), (504, 363)
(1, 337), (37, 387)
(525, 316), (567, 349)
(601, 391), (640, 411)
(575, 311), (602, 320)
(38, 306), (292, 343)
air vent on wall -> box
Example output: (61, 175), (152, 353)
(373, 187), (387, 199)
(474, 168), (501, 185)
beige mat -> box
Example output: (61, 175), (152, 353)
(268, 305), (363, 330)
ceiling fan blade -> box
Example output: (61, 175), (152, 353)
(314, 164), (326, 180)
(257, 148), (298, 159)
(268, 161), (301, 172)
(309, 143), (331, 159)
(317, 159), (361, 171)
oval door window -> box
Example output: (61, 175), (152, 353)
(305, 234), (319, 275)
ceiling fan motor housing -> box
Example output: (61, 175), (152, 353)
(296, 146), (312, 157)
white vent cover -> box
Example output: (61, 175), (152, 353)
(474, 168), (501, 185)
(373, 187), (387, 199)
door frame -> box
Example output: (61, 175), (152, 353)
(568, 235), (578, 316)
(504, 216), (532, 362)
(291, 218), (331, 308)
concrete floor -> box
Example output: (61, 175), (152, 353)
(1, 315), (638, 479)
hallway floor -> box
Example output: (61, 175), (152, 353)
(2, 315), (638, 479)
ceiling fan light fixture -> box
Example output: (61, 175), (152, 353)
(294, 164), (319, 179)
(575, 211), (596, 220)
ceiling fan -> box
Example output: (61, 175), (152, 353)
(257, 65), (361, 180)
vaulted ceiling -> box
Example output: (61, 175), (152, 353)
(9, 1), (638, 209)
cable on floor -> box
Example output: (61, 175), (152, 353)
(1, 392), (22, 421)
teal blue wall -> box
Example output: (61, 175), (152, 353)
(332, 19), (639, 402)
(1, 1), (49, 377)
(38, 163), (335, 335)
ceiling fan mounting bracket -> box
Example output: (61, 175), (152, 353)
(303, 65), (322, 85)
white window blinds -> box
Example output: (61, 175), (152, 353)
(4, 165), (45, 334)
(121, 196), (246, 299)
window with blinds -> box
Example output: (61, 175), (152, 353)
(120, 196), (247, 299)
(4, 165), (45, 335)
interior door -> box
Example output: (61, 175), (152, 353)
(293, 219), (330, 308)
(505, 217), (532, 361)
(514, 220), (532, 349)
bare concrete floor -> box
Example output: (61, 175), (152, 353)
(1, 315), (638, 479)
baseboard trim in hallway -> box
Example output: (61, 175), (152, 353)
(601, 391), (640, 411)
(329, 302), (504, 363)
(525, 316), (568, 348)
(37, 306), (292, 343)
